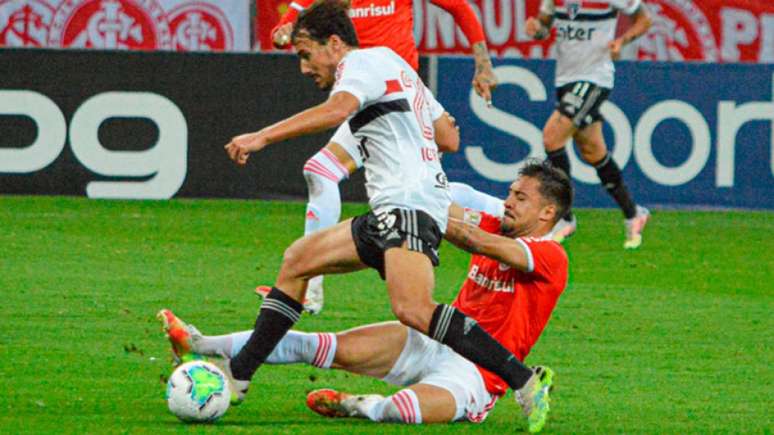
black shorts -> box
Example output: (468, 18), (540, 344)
(555, 81), (611, 128)
(351, 208), (442, 280)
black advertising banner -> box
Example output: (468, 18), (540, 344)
(0, 48), (370, 201)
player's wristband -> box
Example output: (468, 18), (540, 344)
(534, 26), (549, 40)
(463, 208), (482, 226)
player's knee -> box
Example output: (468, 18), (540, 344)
(303, 166), (332, 200)
(390, 302), (415, 329)
(302, 151), (347, 199)
(390, 301), (432, 332)
(278, 239), (310, 280)
(578, 145), (602, 164)
(543, 133), (565, 152)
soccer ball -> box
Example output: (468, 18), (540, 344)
(166, 360), (231, 423)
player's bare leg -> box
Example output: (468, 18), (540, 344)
(226, 219), (368, 401)
(299, 142), (359, 314)
(542, 110), (578, 242)
(383, 246), (437, 333)
(330, 321), (408, 377)
(574, 123), (649, 248)
(274, 217), (366, 300)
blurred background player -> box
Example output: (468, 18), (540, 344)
(160, 160), (572, 432)
(526, 0), (652, 249)
(271, 0), (498, 313)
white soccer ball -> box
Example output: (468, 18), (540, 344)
(166, 360), (231, 423)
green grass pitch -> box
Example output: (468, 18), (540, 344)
(1, 196), (771, 433)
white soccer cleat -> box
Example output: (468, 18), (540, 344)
(303, 276), (324, 315)
(624, 205), (650, 249)
(550, 215), (577, 243)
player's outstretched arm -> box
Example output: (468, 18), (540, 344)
(225, 92), (360, 165)
(525, 12), (554, 40)
(430, 0), (497, 104)
(445, 204), (532, 271)
(608, 4), (653, 59)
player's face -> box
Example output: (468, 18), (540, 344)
(501, 176), (554, 237)
(294, 34), (339, 91)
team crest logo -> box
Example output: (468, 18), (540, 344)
(635, 0), (718, 62)
(48, 0), (171, 50)
(566, 0), (581, 20)
(168, 2), (233, 52)
(0, 0), (55, 47)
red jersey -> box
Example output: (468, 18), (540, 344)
(453, 212), (568, 396)
(273, 0), (485, 71)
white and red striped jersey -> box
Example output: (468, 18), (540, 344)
(541, 0), (642, 88)
(331, 47), (451, 231)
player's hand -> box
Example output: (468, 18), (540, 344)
(472, 65), (498, 107)
(225, 132), (267, 166)
(272, 23), (293, 48)
(608, 38), (624, 60)
(525, 17), (542, 38)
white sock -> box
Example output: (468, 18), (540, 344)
(349, 389), (422, 424)
(224, 330), (337, 367)
(449, 182), (504, 217)
(303, 148), (348, 235)
(189, 330), (234, 358)
(303, 148), (349, 292)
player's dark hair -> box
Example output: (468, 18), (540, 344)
(519, 159), (573, 224)
(291, 0), (359, 47)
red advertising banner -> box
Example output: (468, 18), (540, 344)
(0, 0), (251, 51)
(255, 0), (773, 63)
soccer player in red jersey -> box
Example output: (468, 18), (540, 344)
(270, 0), (498, 314)
(160, 160), (571, 432)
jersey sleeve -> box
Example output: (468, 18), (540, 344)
(516, 238), (567, 277)
(270, 0), (315, 46)
(424, 83), (445, 121)
(539, 0), (555, 16)
(330, 53), (385, 109)
(611, 0), (641, 15)
(428, 0), (485, 46)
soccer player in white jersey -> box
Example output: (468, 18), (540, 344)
(271, 0), (497, 315)
(526, 0), (653, 249)
(160, 160), (572, 432)
(213, 0), (549, 426)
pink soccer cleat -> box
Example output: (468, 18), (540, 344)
(624, 206), (650, 249)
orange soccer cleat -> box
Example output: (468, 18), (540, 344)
(306, 389), (351, 418)
(157, 308), (199, 364)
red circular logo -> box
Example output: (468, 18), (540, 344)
(0, 0), (55, 47)
(48, 0), (171, 50)
(168, 2), (233, 52)
(636, 0), (718, 61)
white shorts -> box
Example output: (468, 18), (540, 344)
(330, 122), (364, 169)
(382, 327), (498, 423)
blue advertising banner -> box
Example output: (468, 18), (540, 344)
(436, 58), (774, 209)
